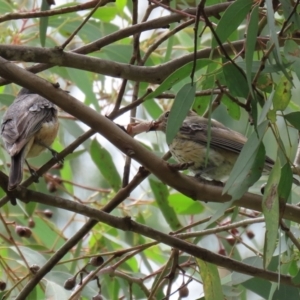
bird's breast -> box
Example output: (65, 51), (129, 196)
(169, 138), (238, 180)
(27, 119), (59, 158)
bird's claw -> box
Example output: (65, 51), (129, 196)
(194, 175), (224, 187)
(167, 162), (194, 171)
(50, 149), (64, 164)
(29, 168), (39, 183)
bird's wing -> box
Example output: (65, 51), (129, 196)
(1, 93), (56, 156)
(178, 117), (247, 154)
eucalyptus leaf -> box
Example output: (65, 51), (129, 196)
(39, 0), (50, 47)
(90, 139), (121, 192)
(212, 0), (253, 48)
(149, 179), (181, 231)
(196, 259), (224, 300)
(284, 112), (300, 130)
(166, 83), (196, 144)
(262, 158), (280, 269)
(224, 121), (269, 200)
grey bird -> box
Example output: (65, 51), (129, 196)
(1, 88), (59, 203)
(150, 110), (299, 186)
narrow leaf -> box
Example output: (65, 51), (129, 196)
(166, 83), (196, 144)
(39, 0), (50, 47)
(145, 59), (210, 100)
(284, 40), (300, 81)
(222, 96), (241, 120)
(266, 0), (281, 64)
(262, 158), (280, 269)
(284, 112), (300, 130)
(272, 75), (292, 111)
(196, 259), (223, 300)
(90, 139), (121, 192)
(222, 59), (249, 98)
(245, 5), (259, 94)
(149, 179), (181, 231)
(278, 163), (293, 205)
(212, 0), (253, 47)
(224, 121), (269, 199)
(168, 193), (204, 215)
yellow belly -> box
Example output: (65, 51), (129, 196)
(26, 120), (59, 158)
(169, 138), (237, 181)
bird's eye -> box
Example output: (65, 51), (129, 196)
(165, 111), (170, 118)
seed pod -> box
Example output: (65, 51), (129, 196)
(15, 226), (32, 238)
(246, 230), (255, 239)
(0, 280), (6, 291)
(89, 256), (104, 267)
(47, 181), (57, 193)
(178, 285), (189, 298)
(64, 277), (76, 290)
(218, 248), (226, 256)
(43, 209), (53, 218)
(30, 264), (40, 274)
(28, 218), (35, 228)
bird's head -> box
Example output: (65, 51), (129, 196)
(149, 111), (170, 132)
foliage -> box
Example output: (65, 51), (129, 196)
(0, 0), (300, 299)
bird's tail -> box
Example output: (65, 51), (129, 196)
(8, 149), (25, 191)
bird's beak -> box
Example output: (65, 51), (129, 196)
(149, 120), (162, 131)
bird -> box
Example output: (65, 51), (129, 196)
(149, 110), (299, 186)
(1, 88), (59, 203)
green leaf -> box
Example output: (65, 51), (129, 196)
(66, 69), (100, 110)
(0, 0), (13, 12)
(284, 112), (300, 130)
(39, 0), (50, 47)
(212, 0), (253, 48)
(222, 59), (249, 98)
(90, 139), (121, 192)
(284, 40), (300, 81)
(258, 91), (274, 124)
(278, 163), (293, 199)
(272, 75), (292, 111)
(149, 179), (181, 231)
(45, 272), (72, 299)
(262, 158), (280, 269)
(145, 59), (211, 100)
(222, 96), (241, 120)
(266, 0), (282, 64)
(11, 246), (47, 266)
(0, 93), (15, 106)
(236, 61), (293, 74)
(143, 99), (163, 119)
(166, 83), (196, 144)
(168, 193), (204, 214)
(116, 0), (127, 10)
(92, 7), (118, 22)
(224, 121), (269, 200)
(196, 259), (223, 300)
(245, 5), (259, 95)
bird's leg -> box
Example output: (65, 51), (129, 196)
(25, 160), (39, 183)
(37, 141), (64, 164)
(194, 173), (224, 187)
(167, 162), (194, 171)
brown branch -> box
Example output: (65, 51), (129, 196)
(1, 57), (300, 224)
(0, 39), (268, 84)
(1, 181), (298, 289)
(12, 165), (151, 300)
(58, 0), (104, 50)
(0, 0), (113, 23)
(0, 3), (232, 86)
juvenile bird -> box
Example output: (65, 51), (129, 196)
(150, 111), (294, 185)
(1, 88), (59, 202)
